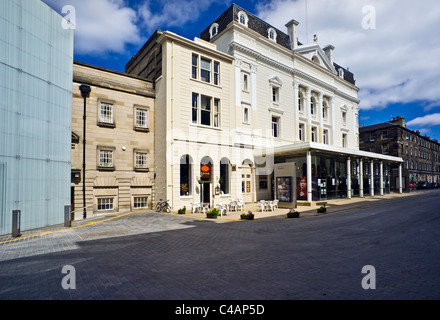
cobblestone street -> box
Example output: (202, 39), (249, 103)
(1, 191), (439, 302)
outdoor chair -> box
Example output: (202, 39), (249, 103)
(191, 203), (201, 214)
(267, 201), (275, 211)
(237, 199), (245, 211)
(259, 200), (268, 212)
(229, 200), (238, 211)
(216, 204), (228, 216)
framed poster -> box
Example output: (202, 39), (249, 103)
(276, 177), (292, 202)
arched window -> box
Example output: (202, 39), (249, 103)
(180, 155), (192, 196)
(298, 92), (303, 112)
(322, 101), (328, 119)
(267, 28), (277, 42)
(310, 97), (315, 115)
(209, 23), (219, 39)
(220, 157), (230, 194)
(238, 11), (248, 27)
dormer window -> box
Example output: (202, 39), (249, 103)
(238, 11), (248, 27)
(209, 23), (219, 39)
(338, 68), (344, 78)
(267, 28), (277, 42)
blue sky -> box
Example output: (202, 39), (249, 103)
(42, 0), (440, 141)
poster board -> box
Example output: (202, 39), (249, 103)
(274, 162), (297, 208)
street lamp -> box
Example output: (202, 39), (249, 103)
(79, 84), (91, 219)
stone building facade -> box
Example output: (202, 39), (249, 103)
(126, 4), (404, 209)
(360, 116), (440, 189)
(71, 61), (155, 218)
(199, 4), (403, 204)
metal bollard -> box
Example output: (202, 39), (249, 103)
(12, 210), (21, 237)
(64, 205), (71, 228)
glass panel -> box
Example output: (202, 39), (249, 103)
(0, 0), (73, 234)
(180, 155), (191, 196)
(200, 58), (211, 82)
(200, 95), (211, 126)
(136, 109), (148, 128)
(214, 99), (220, 127)
(191, 54), (198, 79)
(220, 160), (229, 194)
(192, 93), (198, 123)
(214, 62), (219, 85)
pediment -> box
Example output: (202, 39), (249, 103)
(295, 44), (337, 74)
(269, 76), (283, 87)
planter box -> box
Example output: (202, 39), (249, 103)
(241, 215), (254, 220)
(206, 214), (218, 219)
(317, 208), (327, 213)
(287, 212), (300, 218)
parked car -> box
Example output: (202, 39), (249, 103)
(409, 183), (415, 190)
(434, 182), (440, 189)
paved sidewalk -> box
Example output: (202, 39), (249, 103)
(0, 190), (429, 244)
(0, 189), (438, 300)
(178, 190), (425, 222)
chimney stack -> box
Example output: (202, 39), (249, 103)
(285, 19), (299, 50)
(323, 44), (335, 66)
(389, 116), (406, 128)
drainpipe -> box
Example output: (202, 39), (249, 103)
(79, 85), (91, 219)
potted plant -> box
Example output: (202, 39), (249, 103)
(178, 206), (186, 214)
(287, 209), (300, 218)
(241, 211), (255, 220)
(180, 184), (189, 195)
(317, 204), (327, 213)
(206, 208), (219, 219)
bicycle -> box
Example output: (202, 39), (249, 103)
(155, 199), (171, 213)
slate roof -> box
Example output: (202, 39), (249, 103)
(199, 4), (356, 85)
(359, 122), (399, 133)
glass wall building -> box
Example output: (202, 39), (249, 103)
(0, 0), (74, 235)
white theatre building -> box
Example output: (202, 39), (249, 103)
(126, 4), (403, 210)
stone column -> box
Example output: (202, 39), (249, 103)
(347, 157), (351, 199)
(306, 87), (311, 141)
(399, 163), (403, 194)
(380, 162), (384, 195)
(330, 96), (335, 145)
(370, 161), (374, 196)
(307, 150), (312, 203)
(359, 158), (364, 197)
(294, 81), (299, 140)
(251, 64), (257, 111)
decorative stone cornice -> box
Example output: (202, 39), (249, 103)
(229, 41), (294, 74)
(230, 41), (360, 104)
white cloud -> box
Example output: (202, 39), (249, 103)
(139, 0), (231, 33)
(43, 0), (142, 54)
(407, 113), (440, 127)
(256, 0), (440, 111)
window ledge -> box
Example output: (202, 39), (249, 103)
(98, 166), (115, 172)
(189, 77), (222, 89)
(98, 122), (116, 129)
(134, 167), (149, 172)
(190, 123), (222, 131)
(134, 127), (150, 133)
